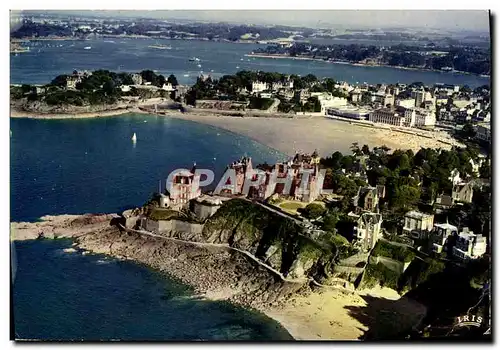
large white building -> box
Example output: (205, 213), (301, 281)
(396, 98), (416, 109)
(414, 109), (436, 128)
(310, 93), (348, 114)
(326, 105), (371, 120)
(452, 229), (487, 261)
(412, 90), (426, 107)
(403, 211), (435, 239)
(251, 81), (268, 93)
(369, 107), (415, 127)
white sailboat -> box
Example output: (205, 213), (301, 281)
(131, 133), (137, 142)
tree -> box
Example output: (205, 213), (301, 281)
(479, 161), (491, 179)
(167, 74), (178, 86)
(322, 212), (339, 233)
(461, 122), (476, 139)
(361, 144), (370, 155)
(21, 84), (33, 94)
(350, 142), (362, 156)
(118, 72), (134, 85)
(50, 74), (68, 87)
(302, 203), (326, 219)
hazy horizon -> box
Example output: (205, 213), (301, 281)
(14, 9), (490, 33)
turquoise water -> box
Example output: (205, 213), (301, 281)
(10, 114), (291, 340)
(12, 239), (293, 341)
(10, 38), (489, 87)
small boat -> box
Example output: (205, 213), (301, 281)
(236, 66), (240, 69)
(183, 74), (189, 77)
(84, 46), (91, 50)
(189, 57), (200, 62)
(131, 133), (137, 142)
(197, 64), (202, 68)
(148, 45), (172, 50)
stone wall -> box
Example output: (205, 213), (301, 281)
(143, 218), (203, 239)
(332, 265), (365, 284)
(193, 202), (220, 221)
(369, 255), (411, 274)
(339, 252), (370, 267)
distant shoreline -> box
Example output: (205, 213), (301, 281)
(245, 53), (491, 78)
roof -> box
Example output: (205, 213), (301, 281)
(360, 212), (382, 225)
(436, 194), (454, 206)
(434, 222), (458, 231)
(405, 210), (433, 219)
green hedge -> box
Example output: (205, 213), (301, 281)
(364, 262), (400, 290)
(372, 240), (415, 263)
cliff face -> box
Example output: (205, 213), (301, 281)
(140, 199), (338, 282)
(199, 199), (336, 281)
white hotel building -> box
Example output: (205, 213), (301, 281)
(369, 107), (415, 127)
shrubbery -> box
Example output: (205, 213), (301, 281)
(371, 240), (415, 263)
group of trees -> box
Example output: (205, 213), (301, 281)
(256, 42), (490, 75)
(316, 142), (490, 238)
(185, 70), (348, 109)
(12, 20), (292, 42)
(14, 69), (180, 107)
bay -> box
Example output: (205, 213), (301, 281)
(11, 38), (489, 87)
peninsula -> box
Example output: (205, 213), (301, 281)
(11, 145), (491, 340)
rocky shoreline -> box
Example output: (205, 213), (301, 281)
(11, 213), (426, 340)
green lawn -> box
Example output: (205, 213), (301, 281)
(279, 202), (305, 211)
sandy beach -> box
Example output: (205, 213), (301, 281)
(163, 112), (459, 155)
(266, 286), (426, 340)
(11, 106), (460, 155)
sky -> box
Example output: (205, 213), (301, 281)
(15, 10), (490, 32)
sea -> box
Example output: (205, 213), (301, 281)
(10, 115), (289, 341)
(9, 38), (489, 341)
(11, 37), (489, 87)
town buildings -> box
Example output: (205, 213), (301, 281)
(251, 81), (268, 93)
(353, 212), (383, 252)
(431, 222), (458, 253)
(452, 181), (475, 203)
(353, 186), (380, 213)
(403, 211), (435, 239)
(452, 229), (487, 260)
(369, 106), (415, 127)
(326, 105), (371, 120)
(165, 165), (201, 210)
(475, 123), (491, 144)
